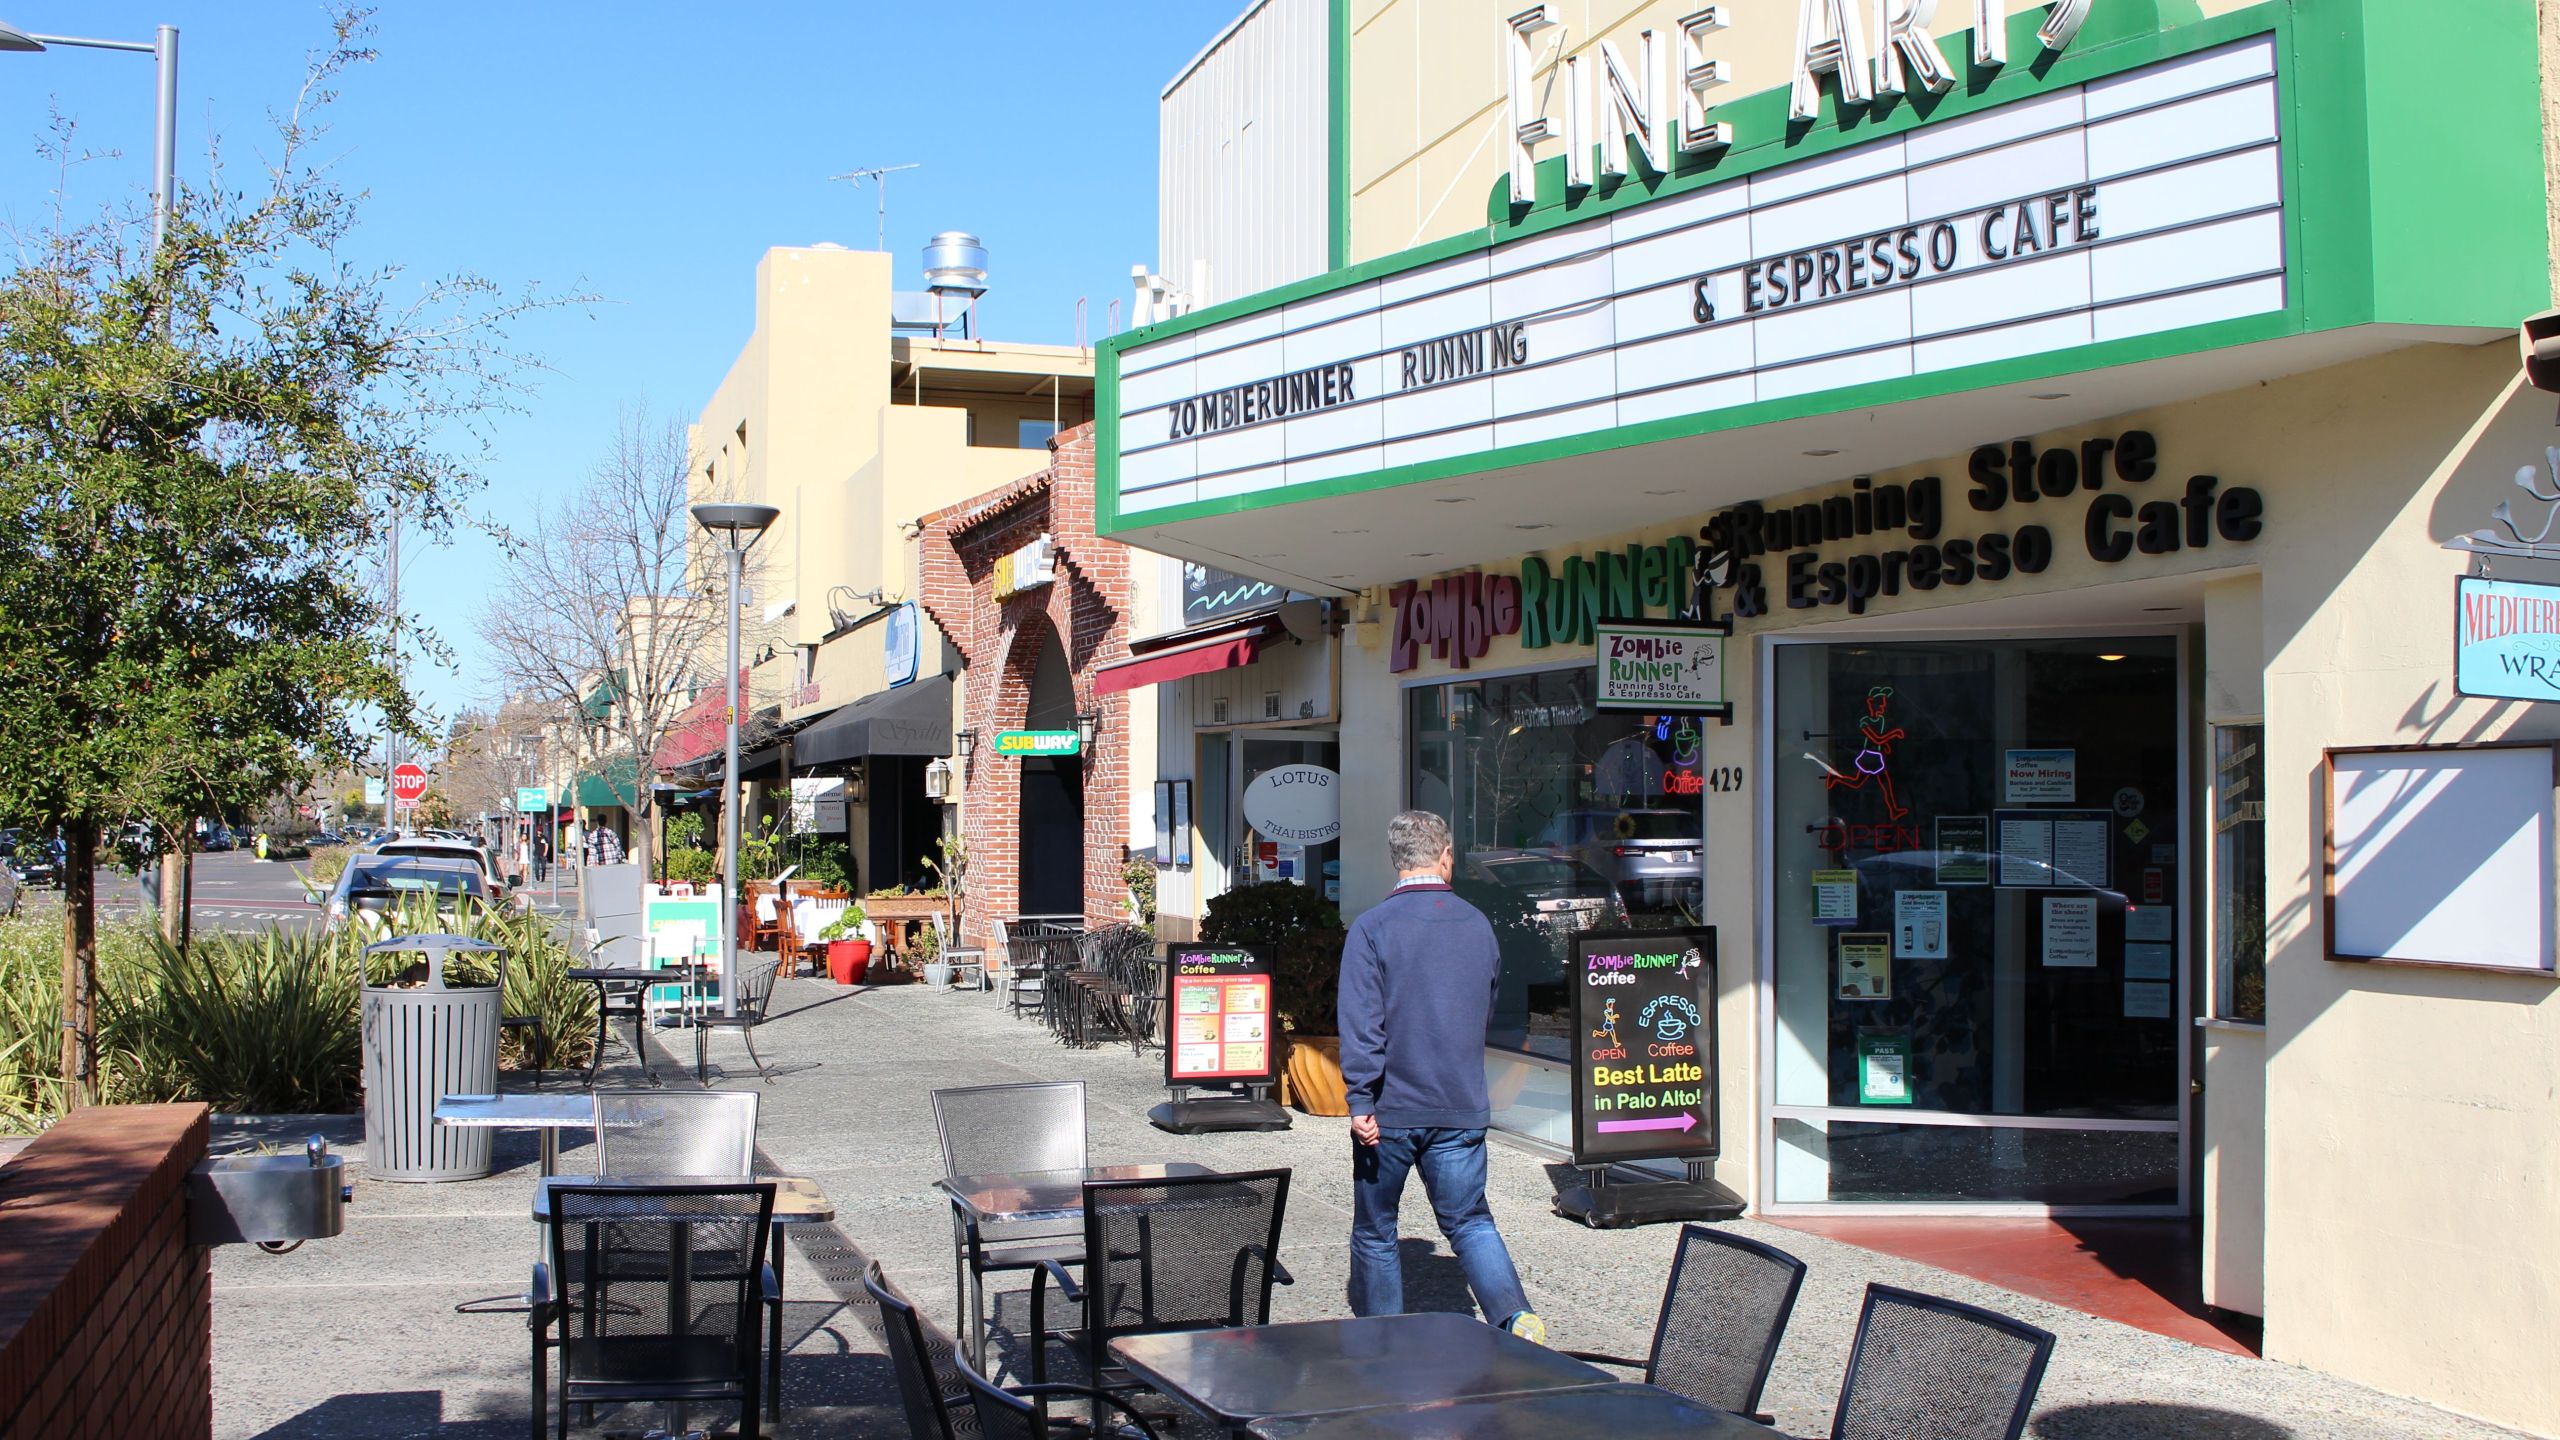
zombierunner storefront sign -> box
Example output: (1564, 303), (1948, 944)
(1114, 34), (2284, 521)
(1701, 431), (2263, 617)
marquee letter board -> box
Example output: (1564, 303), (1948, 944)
(1570, 927), (1718, 1164)
(1164, 943), (1278, 1086)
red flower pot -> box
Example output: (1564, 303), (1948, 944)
(827, 940), (873, 986)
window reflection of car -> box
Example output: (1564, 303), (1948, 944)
(1464, 852), (1617, 932)
(1530, 808), (1703, 911)
(322, 856), (491, 933)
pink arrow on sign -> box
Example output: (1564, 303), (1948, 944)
(1596, 1113), (1698, 1134)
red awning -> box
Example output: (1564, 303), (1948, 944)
(651, 669), (745, 771)
(1093, 621), (1278, 695)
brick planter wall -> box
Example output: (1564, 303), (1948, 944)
(919, 425), (1134, 952)
(0, 1103), (213, 1439)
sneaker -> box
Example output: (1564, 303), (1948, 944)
(1502, 1310), (1548, 1346)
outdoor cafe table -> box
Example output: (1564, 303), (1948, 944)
(1244, 1383), (1781, 1439)
(432, 1093), (595, 1177)
(935, 1160), (1218, 1225)
(533, 1173), (835, 1423)
(1109, 1312), (1623, 1436)
(566, 965), (689, 1084)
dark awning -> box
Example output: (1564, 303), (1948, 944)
(793, 673), (955, 769)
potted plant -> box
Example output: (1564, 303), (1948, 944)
(916, 924), (951, 988)
(1200, 882), (1348, 1115)
(816, 905), (871, 986)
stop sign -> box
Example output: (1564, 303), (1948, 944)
(390, 762), (428, 805)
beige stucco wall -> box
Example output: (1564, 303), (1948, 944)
(1346, 0), (2260, 264)
(1336, 338), (2560, 1430)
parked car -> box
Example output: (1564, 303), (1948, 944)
(1530, 807), (1703, 913)
(320, 855), (491, 933)
(1464, 851), (1618, 933)
(15, 836), (64, 888)
(199, 826), (234, 853)
(372, 837), (509, 902)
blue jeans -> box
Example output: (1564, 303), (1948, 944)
(1348, 1126), (1529, 1322)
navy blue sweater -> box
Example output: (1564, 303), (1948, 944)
(1335, 880), (1499, 1129)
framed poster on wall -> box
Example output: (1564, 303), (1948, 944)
(2325, 742), (2558, 974)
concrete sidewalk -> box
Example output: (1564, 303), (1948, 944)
(211, 976), (2538, 1439)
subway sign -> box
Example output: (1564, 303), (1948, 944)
(994, 729), (1082, 758)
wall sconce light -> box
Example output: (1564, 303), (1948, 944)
(955, 728), (978, 763)
(1076, 711), (1101, 754)
(924, 756), (953, 800)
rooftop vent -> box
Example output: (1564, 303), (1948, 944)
(894, 231), (989, 341)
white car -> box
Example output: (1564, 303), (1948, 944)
(321, 855), (492, 934)
(372, 838), (509, 901)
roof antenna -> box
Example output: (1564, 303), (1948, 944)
(830, 163), (921, 251)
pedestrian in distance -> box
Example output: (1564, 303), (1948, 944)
(1337, 808), (1543, 1343)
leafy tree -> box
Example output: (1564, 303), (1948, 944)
(0, 13), (577, 1104)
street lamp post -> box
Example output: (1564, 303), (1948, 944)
(691, 502), (780, 1026)
(0, 20), (180, 250)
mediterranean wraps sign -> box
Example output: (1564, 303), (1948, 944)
(1571, 927), (1718, 1165)
(2455, 576), (2560, 701)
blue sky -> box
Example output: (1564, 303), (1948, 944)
(0, 2), (1227, 722)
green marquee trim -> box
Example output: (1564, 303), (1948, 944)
(1096, 0), (2550, 540)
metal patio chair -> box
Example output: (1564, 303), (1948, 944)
(1564, 1223), (1805, 1422)
(529, 1181), (776, 1440)
(595, 1087), (759, 1177)
(1028, 1169), (1294, 1401)
(933, 1080), (1089, 1370)
(696, 952), (783, 1083)
(1829, 1283), (2057, 1440)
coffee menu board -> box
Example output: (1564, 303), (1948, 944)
(1163, 944), (1276, 1085)
(1570, 927), (1718, 1165)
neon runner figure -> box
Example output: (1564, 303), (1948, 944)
(1824, 684), (1910, 821)
(1591, 996), (1622, 1048)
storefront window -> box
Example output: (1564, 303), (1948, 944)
(1406, 667), (1707, 1061)
(1770, 636), (2184, 1207)
(2214, 723), (2266, 1023)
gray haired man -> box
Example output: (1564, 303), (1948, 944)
(1336, 809), (1542, 1340)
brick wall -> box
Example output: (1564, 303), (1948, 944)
(919, 425), (1135, 951)
(0, 1103), (213, 1440)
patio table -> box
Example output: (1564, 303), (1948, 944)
(936, 1161), (1218, 1225)
(1109, 1313), (1618, 1436)
(534, 1173), (833, 1423)
(567, 965), (689, 1085)
(432, 1093), (594, 1177)
(1243, 1382), (1780, 1439)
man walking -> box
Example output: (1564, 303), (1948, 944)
(1337, 809), (1542, 1341)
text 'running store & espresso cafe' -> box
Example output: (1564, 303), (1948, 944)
(1104, 1), (2560, 1431)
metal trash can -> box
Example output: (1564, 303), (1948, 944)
(360, 933), (505, 1183)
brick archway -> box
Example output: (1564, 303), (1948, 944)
(917, 425), (1131, 950)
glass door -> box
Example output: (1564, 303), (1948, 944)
(1767, 634), (2186, 1211)
(1234, 730), (1340, 902)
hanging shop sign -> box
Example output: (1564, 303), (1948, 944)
(993, 729), (1081, 758)
(1164, 943), (1277, 1084)
(1115, 34), (2281, 523)
(1698, 432), (2263, 619)
(1241, 764), (1341, 845)
(1571, 927), (1719, 1166)
(1595, 621), (1725, 712)
(1185, 563), (1287, 624)
(2453, 576), (2560, 701)
(992, 534), (1056, 601)
(883, 602), (920, 689)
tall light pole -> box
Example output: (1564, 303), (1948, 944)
(0, 20), (180, 251)
(691, 502), (779, 1022)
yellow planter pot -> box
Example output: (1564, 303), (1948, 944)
(1281, 1034), (1350, 1117)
